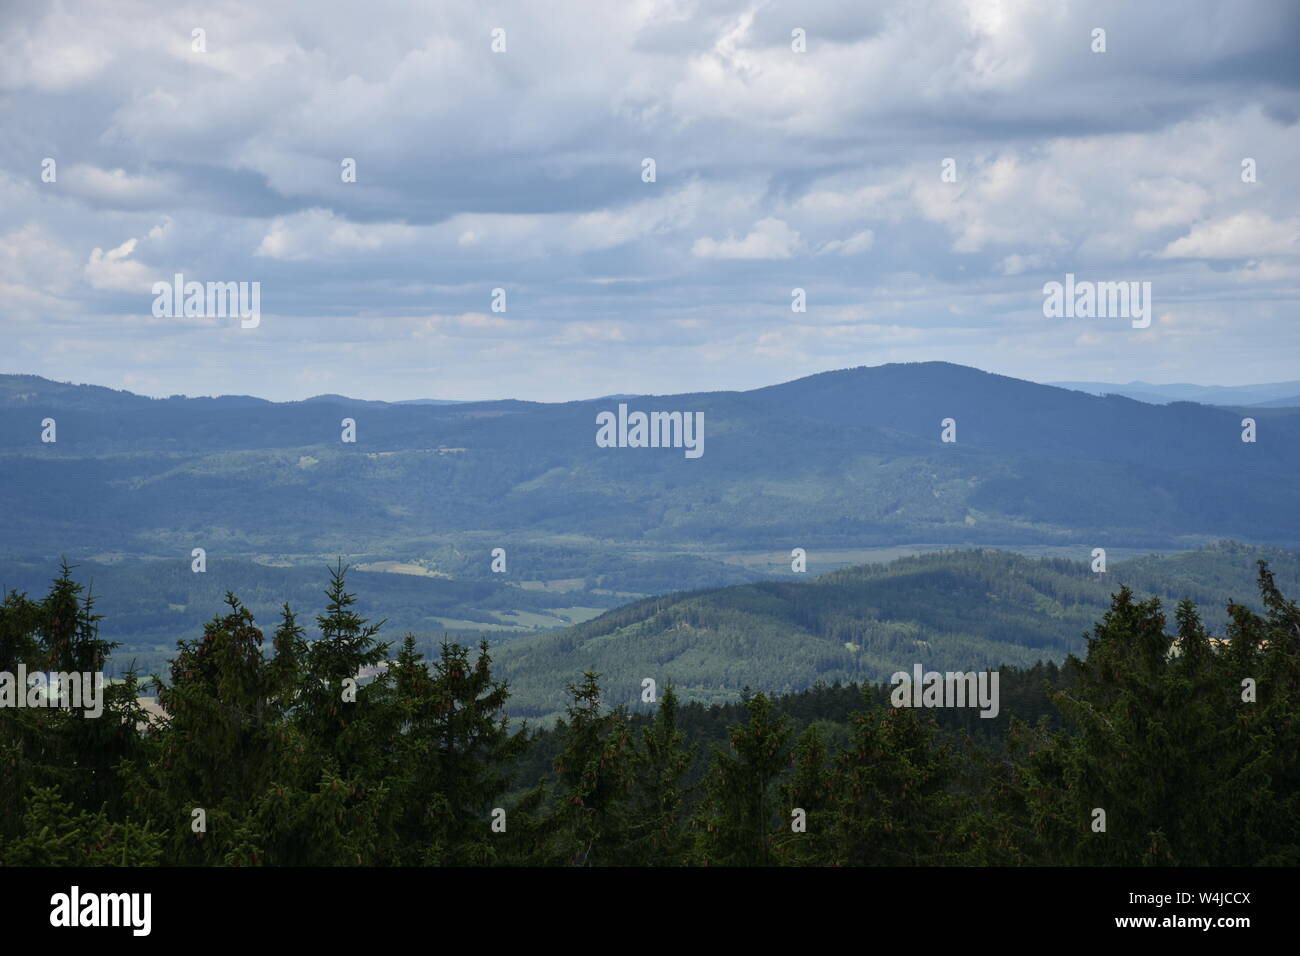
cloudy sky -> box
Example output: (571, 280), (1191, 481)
(2, 0), (1297, 402)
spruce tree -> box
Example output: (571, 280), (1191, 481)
(134, 593), (287, 864)
(626, 685), (693, 865)
(694, 691), (791, 866)
(388, 637), (530, 865)
(550, 672), (635, 865)
(776, 723), (834, 865)
(827, 699), (957, 866)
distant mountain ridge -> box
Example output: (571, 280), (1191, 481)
(1243, 394), (1300, 409)
(0, 376), (464, 409)
(2, 362), (1298, 570)
(10, 369), (1296, 410)
(1050, 379), (1300, 407)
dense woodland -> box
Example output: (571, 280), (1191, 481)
(497, 542), (1300, 717)
(1, 559), (1297, 866)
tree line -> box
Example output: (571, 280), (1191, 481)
(1, 559), (1297, 866)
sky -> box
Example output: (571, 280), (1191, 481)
(2, 0), (1298, 402)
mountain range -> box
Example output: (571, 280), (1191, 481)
(3, 360), (1298, 714)
(4, 362), (1297, 567)
(1049, 379), (1300, 407)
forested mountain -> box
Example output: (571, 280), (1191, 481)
(3, 363), (1298, 582)
(497, 541), (1300, 718)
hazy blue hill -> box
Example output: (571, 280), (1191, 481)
(300, 394), (395, 407)
(0, 374), (277, 411)
(496, 542), (1300, 719)
(298, 394), (463, 407)
(748, 362), (1299, 470)
(0, 374), (155, 412)
(1050, 378), (1300, 406)
(2, 363), (1297, 577)
(1245, 394), (1300, 408)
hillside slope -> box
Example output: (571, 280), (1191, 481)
(497, 542), (1300, 719)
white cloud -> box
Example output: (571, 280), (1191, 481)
(3, 0), (1300, 397)
(0, 223), (79, 293)
(818, 230), (874, 256)
(997, 252), (1048, 276)
(1160, 212), (1300, 259)
(62, 165), (176, 207)
(553, 321), (628, 345)
(692, 217), (802, 259)
(256, 208), (419, 260)
(84, 237), (153, 292)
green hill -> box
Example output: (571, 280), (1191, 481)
(497, 541), (1300, 719)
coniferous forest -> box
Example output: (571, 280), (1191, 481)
(3, 559), (1296, 868)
